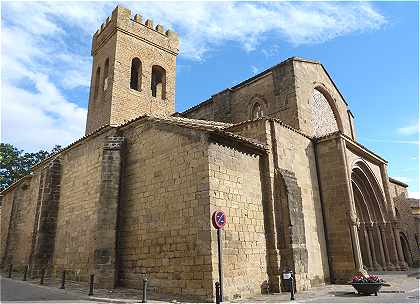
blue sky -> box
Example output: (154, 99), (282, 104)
(1, 1), (418, 196)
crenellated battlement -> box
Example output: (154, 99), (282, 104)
(92, 5), (179, 55)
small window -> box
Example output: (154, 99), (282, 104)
(94, 66), (101, 100)
(130, 58), (142, 91)
(251, 102), (264, 119)
(151, 65), (166, 99)
(103, 58), (110, 91)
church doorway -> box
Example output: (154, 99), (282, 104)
(351, 161), (388, 271)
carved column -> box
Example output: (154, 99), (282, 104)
(379, 223), (393, 270)
(387, 222), (401, 270)
(349, 213), (365, 273)
(362, 224), (373, 269)
(367, 225), (380, 270)
(374, 224), (386, 270)
(94, 136), (125, 288)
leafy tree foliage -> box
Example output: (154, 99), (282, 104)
(0, 143), (62, 191)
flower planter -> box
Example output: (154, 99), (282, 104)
(351, 282), (383, 296)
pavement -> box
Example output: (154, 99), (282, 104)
(1, 270), (419, 303)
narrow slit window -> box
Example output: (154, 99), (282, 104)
(94, 66), (101, 100)
(103, 58), (110, 91)
(130, 58), (142, 91)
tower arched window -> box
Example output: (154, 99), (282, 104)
(130, 58), (142, 91)
(151, 65), (166, 99)
(251, 102), (264, 120)
(94, 66), (101, 100)
(103, 58), (110, 91)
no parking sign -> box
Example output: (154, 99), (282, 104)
(212, 210), (227, 229)
(212, 210), (227, 302)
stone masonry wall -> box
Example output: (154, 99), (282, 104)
(389, 180), (420, 267)
(272, 122), (329, 286)
(315, 136), (355, 283)
(1, 177), (40, 272)
(208, 142), (267, 301)
(52, 131), (112, 281)
(184, 61), (300, 129)
(118, 122), (213, 301)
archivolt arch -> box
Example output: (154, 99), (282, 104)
(352, 160), (387, 222)
(351, 160), (391, 271)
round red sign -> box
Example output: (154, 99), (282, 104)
(212, 210), (227, 229)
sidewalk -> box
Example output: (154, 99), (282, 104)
(234, 269), (419, 303)
(2, 269), (419, 303)
(2, 273), (169, 303)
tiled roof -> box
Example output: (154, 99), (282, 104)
(119, 114), (265, 151)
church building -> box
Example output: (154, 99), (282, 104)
(1, 5), (418, 302)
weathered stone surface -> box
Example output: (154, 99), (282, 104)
(0, 4), (416, 303)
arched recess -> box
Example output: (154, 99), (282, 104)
(273, 169), (308, 290)
(400, 232), (413, 266)
(351, 160), (389, 271)
(310, 84), (344, 137)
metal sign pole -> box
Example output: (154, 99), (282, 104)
(217, 227), (224, 302)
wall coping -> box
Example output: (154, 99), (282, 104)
(389, 177), (409, 188)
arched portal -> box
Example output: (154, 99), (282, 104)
(351, 160), (389, 271)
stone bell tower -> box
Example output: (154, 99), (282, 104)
(85, 5), (179, 135)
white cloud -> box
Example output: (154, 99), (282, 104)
(251, 65), (259, 75)
(397, 122), (419, 136)
(126, 1), (386, 60)
(1, 2), (387, 152)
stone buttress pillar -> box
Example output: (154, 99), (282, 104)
(31, 159), (61, 276)
(338, 136), (364, 274)
(94, 136), (125, 288)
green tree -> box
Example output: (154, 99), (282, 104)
(0, 143), (61, 191)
